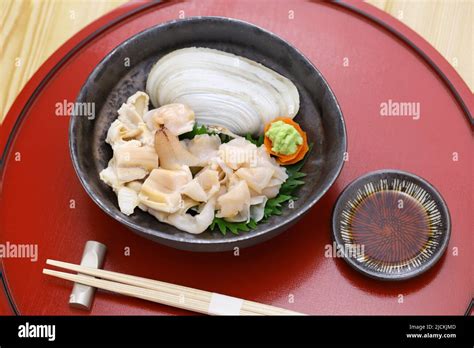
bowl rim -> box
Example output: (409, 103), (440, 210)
(69, 16), (347, 249)
(331, 169), (451, 280)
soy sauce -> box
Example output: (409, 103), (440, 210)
(349, 191), (430, 263)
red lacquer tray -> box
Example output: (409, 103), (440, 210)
(0, 0), (472, 315)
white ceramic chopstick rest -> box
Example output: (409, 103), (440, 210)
(69, 241), (107, 310)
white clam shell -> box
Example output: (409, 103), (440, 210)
(146, 47), (300, 135)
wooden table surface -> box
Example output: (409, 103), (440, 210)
(1, 0), (472, 124)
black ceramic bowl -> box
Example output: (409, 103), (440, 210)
(70, 17), (346, 252)
(332, 169), (451, 280)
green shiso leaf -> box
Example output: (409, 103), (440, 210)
(211, 217), (255, 235)
(179, 124), (234, 143)
(179, 124), (215, 140)
(245, 133), (265, 147)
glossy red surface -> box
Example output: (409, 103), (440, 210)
(0, 0), (472, 315)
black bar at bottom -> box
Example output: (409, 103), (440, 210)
(0, 315), (471, 345)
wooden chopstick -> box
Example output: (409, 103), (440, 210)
(46, 259), (286, 316)
(43, 259), (304, 316)
(47, 259), (297, 316)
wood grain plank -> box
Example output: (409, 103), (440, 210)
(0, 0), (128, 121)
(367, 0), (473, 92)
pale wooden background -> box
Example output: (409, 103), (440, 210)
(1, 0), (472, 123)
